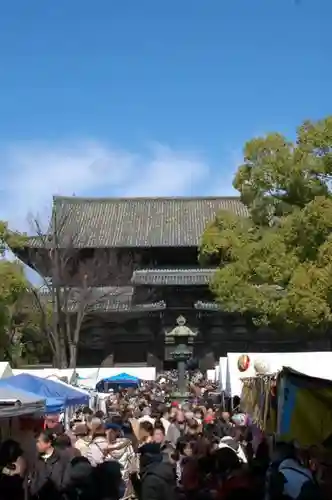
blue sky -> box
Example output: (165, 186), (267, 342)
(0, 0), (330, 231)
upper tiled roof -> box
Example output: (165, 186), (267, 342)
(131, 268), (217, 286)
(28, 195), (247, 248)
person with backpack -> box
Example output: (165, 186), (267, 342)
(85, 419), (108, 467)
(266, 441), (323, 500)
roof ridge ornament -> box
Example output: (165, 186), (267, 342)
(176, 315), (186, 326)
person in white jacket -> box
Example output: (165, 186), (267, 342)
(105, 423), (135, 479)
(85, 418), (109, 467)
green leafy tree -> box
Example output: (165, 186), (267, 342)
(201, 116), (332, 333)
(0, 221), (27, 255)
(0, 221), (51, 366)
(0, 260), (29, 365)
(234, 116), (332, 225)
(14, 290), (53, 365)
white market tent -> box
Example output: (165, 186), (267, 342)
(0, 385), (45, 418)
(0, 362), (13, 379)
(46, 375), (90, 397)
(225, 351), (332, 397)
(13, 366), (156, 389)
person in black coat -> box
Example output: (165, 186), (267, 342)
(93, 461), (123, 500)
(63, 456), (95, 500)
(131, 443), (176, 500)
(0, 439), (26, 500)
(29, 430), (71, 500)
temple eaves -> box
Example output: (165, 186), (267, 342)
(131, 268), (218, 286)
(38, 285), (166, 313)
(36, 285), (223, 313)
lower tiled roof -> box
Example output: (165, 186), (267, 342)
(38, 286), (166, 313)
(131, 268), (217, 286)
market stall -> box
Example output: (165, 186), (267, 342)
(0, 373), (88, 411)
(241, 366), (332, 450)
(241, 371), (278, 435)
(0, 384), (46, 456)
(96, 372), (140, 392)
(0, 385), (45, 418)
(277, 367), (332, 446)
(0, 362), (13, 379)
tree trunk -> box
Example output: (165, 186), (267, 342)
(59, 332), (68, 368)
(68, 312), (84, 370)
(68, 342), (77, 369)
(53, 342), (66, 368)
(52, 324), (67, 368)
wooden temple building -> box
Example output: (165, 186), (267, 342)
(18, 196), (330, 369)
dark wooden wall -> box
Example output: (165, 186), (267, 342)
(77, 309), (332, 367)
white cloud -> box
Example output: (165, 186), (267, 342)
(0, 139), (238, 232)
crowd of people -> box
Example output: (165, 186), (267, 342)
(0, 372), (326, 500)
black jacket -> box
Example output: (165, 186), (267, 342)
(214, 420), (232, 438)
(63, 457), (95, 500)
(29, 450), (71, 500)
(0, 472), (25, 500)
(140, 461), (176, 500)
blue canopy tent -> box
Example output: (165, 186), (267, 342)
(44, 397), (66, 414)
(96, 372), (140, 392)
(0, 385), (46, 417)
(0, 374), (88, 412)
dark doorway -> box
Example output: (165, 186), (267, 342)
(113, 342), (148, 364)
(163, 360), (178, 371)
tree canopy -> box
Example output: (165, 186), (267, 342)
(0, 221), (51, 366)
(200, 116), (332, 332)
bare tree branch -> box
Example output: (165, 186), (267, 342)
(26, 205), (131, 369)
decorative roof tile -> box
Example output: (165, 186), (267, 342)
(194, 300), (221, 311)
(28, 195), (248, 248)
(131, 268), (217, 286)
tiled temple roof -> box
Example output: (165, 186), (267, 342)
(25, 195), (248, 248)
(38, 286), (166, 313)
(131, 268), (217, 286)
